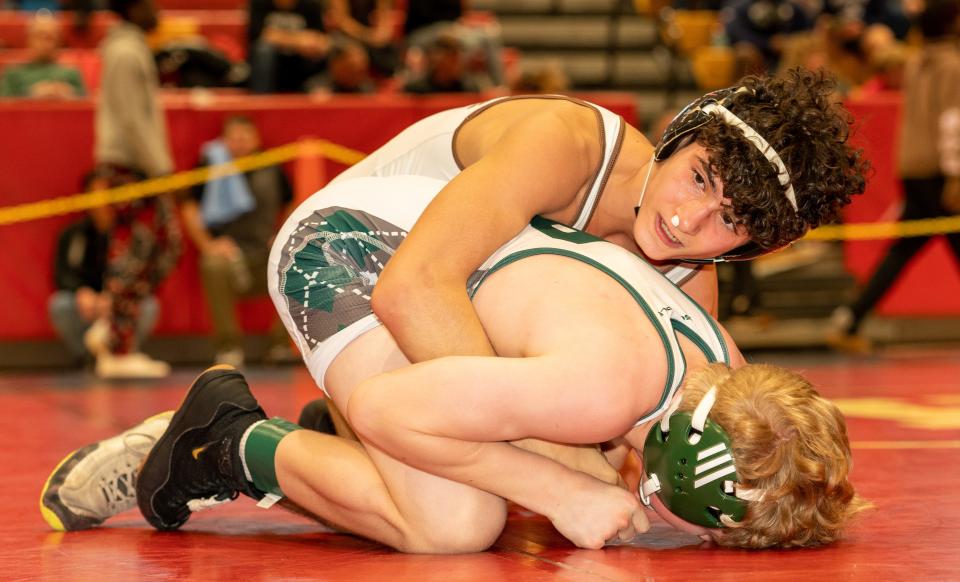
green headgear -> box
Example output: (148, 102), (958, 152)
(640, 387), (748, 529)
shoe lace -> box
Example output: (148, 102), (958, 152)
(97, 430), (157, 514)
(180, 436), (242, 509)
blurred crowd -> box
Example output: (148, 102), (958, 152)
(0, 0), (957, 373)
(667, 0), (927, 97)
(0, 0), (575, 97)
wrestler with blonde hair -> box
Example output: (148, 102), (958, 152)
(634, 363), (869, 549)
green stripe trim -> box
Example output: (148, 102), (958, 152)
(671, 276), (730, 365)
(672, 319), (722, 363)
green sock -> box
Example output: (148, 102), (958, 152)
(240, 417), (302, 507)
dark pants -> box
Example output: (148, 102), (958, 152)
(200, 250), (286, 353)
(101, 165), (182, 354)
(248, 41), (326, 93)
(848, 176), (960, 333)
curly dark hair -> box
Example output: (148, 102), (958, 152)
(690, 68), (869, 250)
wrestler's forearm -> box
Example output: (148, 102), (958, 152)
(364, 425), (594, 520)
(372, 280), (497, 362)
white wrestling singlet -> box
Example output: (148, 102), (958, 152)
(330, 95), (698, 285)
(268, 176), (728, 425)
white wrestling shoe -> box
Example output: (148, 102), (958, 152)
(40, 411), (173, 531)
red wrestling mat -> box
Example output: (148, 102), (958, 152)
(3, 349), (960, 581)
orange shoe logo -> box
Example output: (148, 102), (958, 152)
(191, 442), (216, 460)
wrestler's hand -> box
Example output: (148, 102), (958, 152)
(548, 474), (649, 549)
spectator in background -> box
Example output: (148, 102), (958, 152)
(509, 60), (570, 94)
(822, 0), (912, 42)
(248, 0), (330, 93)
(306, 38), (376, 94)
(403, 30), (488, 94)
(182, 116), (294, 368)
(0, 10), (86, 98)
(829, 0), (960, 354)
(325, 0), (399, 78)
(403, 0), (462, 39)
(49, 174), (160, 366)
(721, 0), (814, 74)
(851, 40), (909, 97)
(404, 0), (506, 90)
(90, 0), (181, 379)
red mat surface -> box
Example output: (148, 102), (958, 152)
(3, 348), (960, 581)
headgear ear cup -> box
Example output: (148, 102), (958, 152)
(640, 388), (748, 528)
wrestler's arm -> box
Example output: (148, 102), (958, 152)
(370, 105), (600, 362)
(347, 292), (663, 547)
(347, 350), (653, 548)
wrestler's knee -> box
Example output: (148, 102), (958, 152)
(402, 497), (507, 554)
(344, 379), (395, 447)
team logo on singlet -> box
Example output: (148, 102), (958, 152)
(277, 207), (407, 350)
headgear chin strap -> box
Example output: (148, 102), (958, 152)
(639, 387), (749, 529)
(636, 86), (800, 263)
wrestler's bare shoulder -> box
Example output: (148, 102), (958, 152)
(455, 98), (602, 167)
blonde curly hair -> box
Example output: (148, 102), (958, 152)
(676, 363), (870, 548)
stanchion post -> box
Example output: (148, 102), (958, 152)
(293, 138), (327, 204)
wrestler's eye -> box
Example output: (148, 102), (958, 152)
(693, 169), (706, 191)
(719, 206), (738, 232)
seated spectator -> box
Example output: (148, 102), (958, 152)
(404, 0), (506, 90)
(0, 10), (86, 99)
(509, 60), (570, 94)
(306, 38), (376, 94)
(821, 0), (912, 42)
(403, 0), (462, 39)
(325, 0), (399, 78)
(182, 116), (294, 367)
(403, 30), (489, 94)
(721, 0), (815, 74)
(248, 0), (330, 93)
(48, 173), (159, 368)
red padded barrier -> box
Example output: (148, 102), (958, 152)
(843, 95), (960, 316)
(0, 92), (638, 340)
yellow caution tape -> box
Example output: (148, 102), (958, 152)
(0, 139), (365, 226)
(804, 215), (960, 241)
(2, 137), (958, 241)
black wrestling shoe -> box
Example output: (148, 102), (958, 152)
(136, 365), (266, 531)
(297, 398), (336, 435)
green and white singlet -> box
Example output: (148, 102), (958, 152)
(268, 176), (728, 426)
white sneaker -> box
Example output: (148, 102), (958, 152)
(96, 352), (171, 379)
(829, 306), (854, 333)
(40, 411), (174, 531)
(83, 318), (110, 357)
